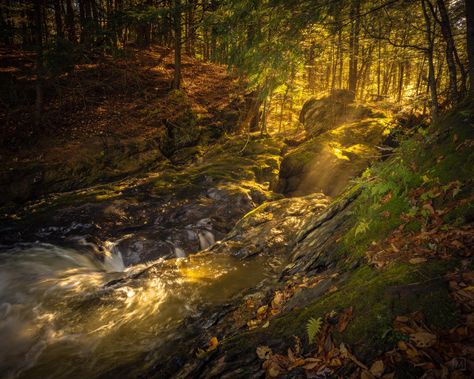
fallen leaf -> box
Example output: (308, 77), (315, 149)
(361, 370), (376, 379)
(410, 332), (437, 348)
(289, 358), (306, 369)
(339, 342), (349, 358)
(287, 347), (295, 362)
(208, 336), (218, 351)
(256, 345), (272, 360)
(422, 203), (435, 214)
(395, 316), (409, 323)
(397, 341), (408, 351)
(409, 257), (427, 264)
(195, 348), (207, 358)
(257, 305), (268, 317)
(381, 192), (392, 204)
(303, 361), (320, 370)
(370, 360), (385, 377)
(271, 291), (284, 308)
(381, 211), (391, 218)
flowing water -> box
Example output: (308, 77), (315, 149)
(0, 242), (281, 379)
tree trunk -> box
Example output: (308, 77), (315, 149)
(33, 0), (44, 127)
(397, 62), (405, 102)
(307, 44), (316, 92)
(53, 0), (64, 39)
(422, 0), (439, 120)
(434, 0), (459, 103)
(173, 0), (182, 89)
(466, 0), (474, 97)
(65, 0), (76, 42)
(348, 0), (361, 98)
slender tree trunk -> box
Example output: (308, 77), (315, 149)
(434, 0), (459, 103)
(466, 0), (474, 97)
(348, 0), (361, 98)
(53, 0), (64, 39)
(33, 0), (44, 127)
(422, 0), (439, 120)
(278, 85), (289, 134)
(307, 43), (316, 92)
(65, 0), (76, 42)
(173, 0), (182, 89)
(397, 62), (405, 102)
(338, 27), (343, 89)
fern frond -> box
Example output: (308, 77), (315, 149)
(306, 316), (322, 344)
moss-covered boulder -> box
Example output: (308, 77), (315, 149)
(278, 116), (394, 196)
(300, 90), (385, 137)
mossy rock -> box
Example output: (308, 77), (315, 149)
(278, 117), (393, 197)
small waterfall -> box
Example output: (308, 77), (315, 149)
(73, 237), (126, 272)
(102, 240), (126, 272)
(198, 230), (215, 250)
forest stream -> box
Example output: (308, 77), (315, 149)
(0, 242), (278, 379)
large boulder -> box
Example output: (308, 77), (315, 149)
(300, 90), (384, 137)
(278, 97), (394, 197)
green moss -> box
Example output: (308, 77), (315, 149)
(151, 135), (284, 199)
(222, 261), (458, 362)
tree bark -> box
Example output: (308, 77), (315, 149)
(422, 0), (439, 120)
(65, 0), (76, 42)
(434, 0), (459, 103)
(33, 0), (44, 127)
(348, 0), (361, 98)
(53, 0), (64, 39)
(466, 0), (474, 97)
(173, 0), (182, 89)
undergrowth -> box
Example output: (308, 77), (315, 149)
(342, 102), (474, 265)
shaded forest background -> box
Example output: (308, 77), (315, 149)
(1, 0), (473, 141)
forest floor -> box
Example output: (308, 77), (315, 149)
(0, 45), (243, 158)
(0, 46), (247, 204)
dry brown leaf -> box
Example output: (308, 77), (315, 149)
(271, 291), (284, 308)
(369, 360), (385, 377)
(303, 361), (320, 370)
(422, 203), (435, 215)
(256, 345), (272, 360)
(409, 257), (427, 264)
(287, 347), (295, 362)
(289, 358), (306, 369)
(395, 316), (409, 323)
(397, 341), (408, 351)
(410, 332), (437, 348)
(361, 370), (376, 379)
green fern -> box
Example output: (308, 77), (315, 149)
(306, 317), (322, 344)
(354, 219), (370, 236)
